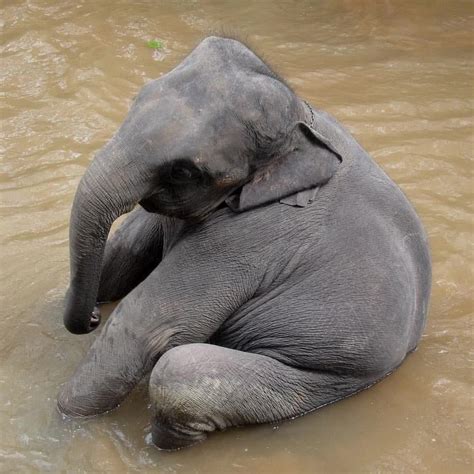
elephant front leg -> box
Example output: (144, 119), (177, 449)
(57, 307), (152, 417)
(57, 271), (235, 417)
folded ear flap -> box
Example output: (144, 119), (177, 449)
(226, 121), (342, 212)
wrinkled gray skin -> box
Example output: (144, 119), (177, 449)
(58, 37), (431, 450)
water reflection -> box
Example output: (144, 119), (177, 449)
(1, 0), (472, 472)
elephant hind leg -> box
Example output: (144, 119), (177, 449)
(148, 343), (378, 450)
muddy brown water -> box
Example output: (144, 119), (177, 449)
(1, 0), (473, 472)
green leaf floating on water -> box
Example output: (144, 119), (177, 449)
(147, 39), (164, 49)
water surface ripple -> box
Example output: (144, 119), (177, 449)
(1, 1), (472, 472)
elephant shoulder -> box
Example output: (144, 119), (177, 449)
(180, 204), (316, 267)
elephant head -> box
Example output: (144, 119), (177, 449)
(64, 36), (341, 334)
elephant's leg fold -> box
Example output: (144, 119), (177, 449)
(148, 343), (374, 450)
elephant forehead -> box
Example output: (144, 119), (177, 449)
(135, 39), (268, 108)
(123, 91), (249, 154)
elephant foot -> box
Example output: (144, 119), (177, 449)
(151, 419), (207, 451)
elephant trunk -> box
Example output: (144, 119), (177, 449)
(64, 142), (150, 334)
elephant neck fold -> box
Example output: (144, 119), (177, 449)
(224, 185), (321, 212)
(302, 100), (315, 128)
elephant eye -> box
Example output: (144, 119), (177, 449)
(168, 162), (202, 184)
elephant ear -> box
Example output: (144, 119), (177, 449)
(226, 121), (342, 212)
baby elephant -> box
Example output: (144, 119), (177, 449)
(58, 36), (431, 449)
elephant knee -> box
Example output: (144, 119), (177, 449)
(148, 344), (220, 450)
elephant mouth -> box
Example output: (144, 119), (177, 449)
(139, 195), (163, 214)
(139, 197), (213, 222)
(139, 186), (241, 221)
